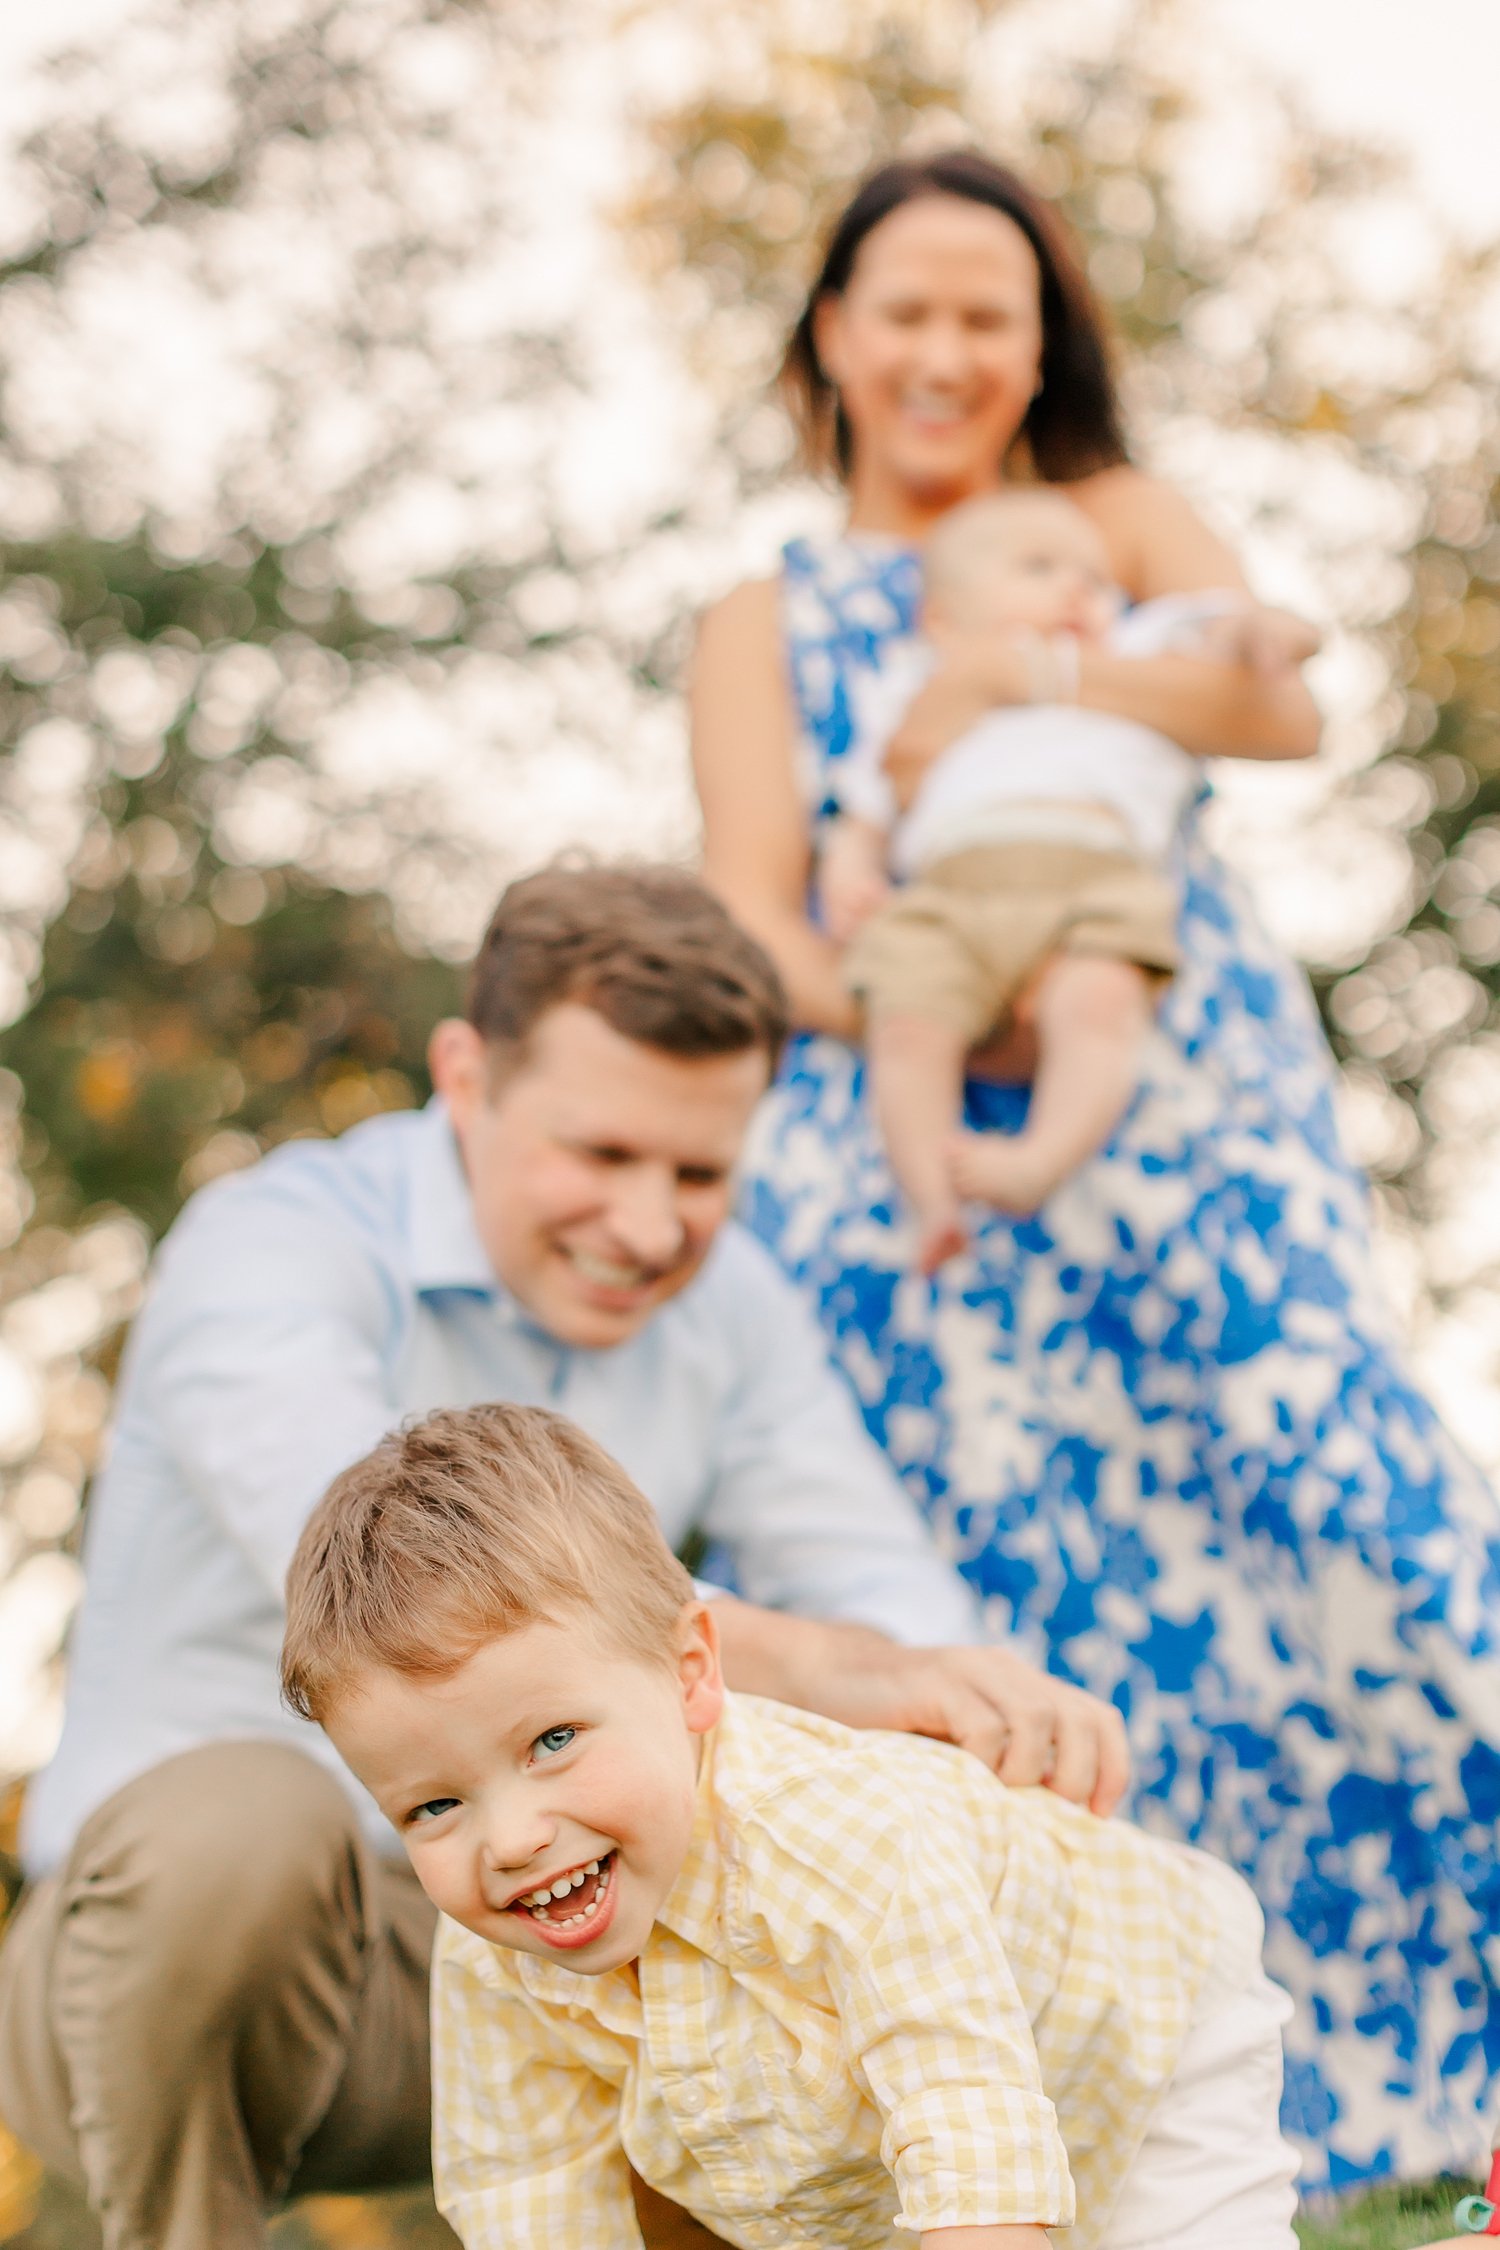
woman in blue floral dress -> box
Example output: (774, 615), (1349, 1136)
(691, 151), (1500, 2190)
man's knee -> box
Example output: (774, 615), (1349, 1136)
(67, 1742), (369, 1993)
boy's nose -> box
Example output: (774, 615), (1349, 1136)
(481, 1802), (556, 1878)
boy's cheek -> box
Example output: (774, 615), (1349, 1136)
(406, 1840), (454, 1905)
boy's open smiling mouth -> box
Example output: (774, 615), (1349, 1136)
(506, 1851), (617, 1950)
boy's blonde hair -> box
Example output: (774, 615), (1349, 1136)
(281, 1404), (695, 1723)
(923, 488), (1110, 607)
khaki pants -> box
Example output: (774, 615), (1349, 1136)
(0, 1742), (724, 2250)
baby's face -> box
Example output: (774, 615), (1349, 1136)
(937, 508), (1119, 644)
(327, 1603), (723, 1975)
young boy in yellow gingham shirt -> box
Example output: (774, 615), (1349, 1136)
(283, 1405), (1300, 2250)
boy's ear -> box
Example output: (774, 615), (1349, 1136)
(678, 1601), (726, 1736)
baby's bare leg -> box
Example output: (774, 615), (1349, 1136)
(952, 952), (1154, 1216)
(865, 1009), (971, 1272)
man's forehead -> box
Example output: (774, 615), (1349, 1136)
(500, 1005), (768, 1131)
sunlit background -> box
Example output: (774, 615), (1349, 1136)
(1, 0), (1499, 1806)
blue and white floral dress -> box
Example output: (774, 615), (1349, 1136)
(740, 530), (1500, 2191)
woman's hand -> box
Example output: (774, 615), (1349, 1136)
(1196, 600), (1323, 674)
(883, 633), (1032, 809)
(819, 817), (892, 943)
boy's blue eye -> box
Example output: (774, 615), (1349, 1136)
(533, 1726), (577, 1759)
(410, 1797), (460, 1824)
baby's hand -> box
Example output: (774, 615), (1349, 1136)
(820, 822), (891, 943)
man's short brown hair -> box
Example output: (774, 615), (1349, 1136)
(466, 863), (787, 1066)
(281, 1404), (696, 1725)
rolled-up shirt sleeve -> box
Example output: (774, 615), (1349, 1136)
(827, 1835), (1075, 2234)
(699, 1236), (980, 1644)
(733, 1784), (1075, 2238)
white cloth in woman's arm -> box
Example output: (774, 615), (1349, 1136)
(1110, 589), (1249, 657)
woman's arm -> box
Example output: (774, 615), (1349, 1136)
(885, 637), (1318, 805)
(690, 576), (861, 1037)
(1076, 643), (1320, 759)
(1068, 465), (1321, 752)
(886, 468), (1321, 794)
(1068, 463), (1250, 601)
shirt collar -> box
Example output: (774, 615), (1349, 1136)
(405, 1096), (502, 1299)
(652, 1710), (732, 1958)
(508, 1700), (739, 2009)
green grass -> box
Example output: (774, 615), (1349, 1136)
(0, 2171), (1480, 2248)
(1296, 2178), (1472, 2250)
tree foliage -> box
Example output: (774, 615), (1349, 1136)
(2, 0), (1500, 1770)
(2, 0), (1499, 2232)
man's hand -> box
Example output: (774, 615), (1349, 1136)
(712, 1603), (1130, 1817)
(826, 1640), (1130, 1817)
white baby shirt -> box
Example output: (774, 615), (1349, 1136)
(835, 591), (1236, 878)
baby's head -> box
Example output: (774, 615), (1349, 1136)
(282, 1403), (723, 1974)
(923, 489), (1118, 645)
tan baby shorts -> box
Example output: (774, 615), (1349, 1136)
(845, 840), (1180, 1044)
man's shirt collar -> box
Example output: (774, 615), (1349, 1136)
(405, 1097), (502, 1300)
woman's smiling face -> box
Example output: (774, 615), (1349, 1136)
(326, 1606), (724, 1976)
(813, 193), (1045, 517)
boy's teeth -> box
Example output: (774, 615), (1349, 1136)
(521, 1854), (611, 1912)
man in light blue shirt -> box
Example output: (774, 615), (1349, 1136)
(0, 865), (1124, 2249)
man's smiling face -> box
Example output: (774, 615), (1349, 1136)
(430, 1002), (771, 1351)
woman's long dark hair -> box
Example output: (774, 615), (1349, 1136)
(780, 149), (1128, 486)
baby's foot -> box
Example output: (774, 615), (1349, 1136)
(914, 1204), (968, 1275)
(950, 1132), (1056, 1218)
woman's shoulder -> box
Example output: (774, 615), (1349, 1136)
(698, 573), (780, 638)
(1060, 465), (1245, 601)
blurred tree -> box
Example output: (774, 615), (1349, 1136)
(621, 0), (1500, 1280)
(5, 0), (1496, 1251)
(3, 0), (1500, 2240)
(0, 0), (1495, 1777)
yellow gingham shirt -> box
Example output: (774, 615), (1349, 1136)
(433, 1694), (1258, 2250)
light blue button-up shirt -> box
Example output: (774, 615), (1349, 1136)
(23, 1101), (979, 1873)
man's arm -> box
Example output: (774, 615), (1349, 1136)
(712, 1601), (1127, 1816)
(698, 1237), (1129, 1814)
(136, 1180), (405, 1593)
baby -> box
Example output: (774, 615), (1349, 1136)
(824, 489), (1229, 1271)
(284, 1401), (1300, 2250)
